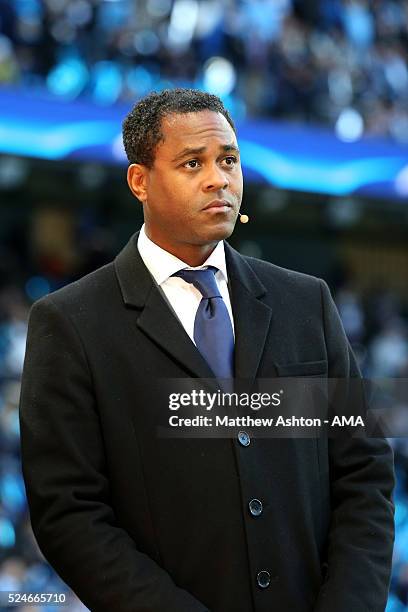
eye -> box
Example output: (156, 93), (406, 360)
(223, 156), (238, 166)
(183, 159), (200, 169)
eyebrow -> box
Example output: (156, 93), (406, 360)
(172, 143), (240, 162)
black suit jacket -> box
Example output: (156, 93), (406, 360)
(19, 233), (395, 612)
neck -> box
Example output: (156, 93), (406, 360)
(144, 229), (218, 267)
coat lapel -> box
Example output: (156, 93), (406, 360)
(114, 233), (273, 384)
(225, 242), (273, 382)
(114, 232), (215, 380)
(136, 288), (216, 380)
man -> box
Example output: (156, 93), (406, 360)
(19, 88), (395, 612)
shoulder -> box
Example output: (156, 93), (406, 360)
(30, 260), (119, 320)
(239, 252), (325, 296)
(225, 241), (332, 313)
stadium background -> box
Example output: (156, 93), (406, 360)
(0, 0), (407, 610)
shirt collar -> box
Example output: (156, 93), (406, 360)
(137, 224), (229, 286)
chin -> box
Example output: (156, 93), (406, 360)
(202, 220), (236, 242)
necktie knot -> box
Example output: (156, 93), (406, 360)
(173, 267), (221, 300)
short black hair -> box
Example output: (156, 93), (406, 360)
(122, 88), (236, 168)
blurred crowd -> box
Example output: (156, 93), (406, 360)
(0, 236), (406, 610)
(1, 0), (408, 141)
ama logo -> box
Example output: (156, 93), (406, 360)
(331, 416), (365, 426)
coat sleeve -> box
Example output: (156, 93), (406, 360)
(19, 296), (209, 612)
(313, 280), (395, 612)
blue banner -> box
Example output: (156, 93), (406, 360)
(1, 87), (408, 201)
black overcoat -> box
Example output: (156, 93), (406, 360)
(19, 232), (395, 612)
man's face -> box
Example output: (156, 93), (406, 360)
(128, 110), (243, 256)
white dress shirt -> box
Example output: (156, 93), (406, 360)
(137, 225), (235, 345)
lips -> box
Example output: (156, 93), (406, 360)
(203, 199), (233, 211)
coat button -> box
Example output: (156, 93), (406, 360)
(238, 431), (250, 446)
(248, 498), (263, 516)
(257, 570), (271, 589)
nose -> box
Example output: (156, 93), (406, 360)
(202, 163), (229, 192)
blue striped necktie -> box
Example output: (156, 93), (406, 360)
(173, 267), (234, 381)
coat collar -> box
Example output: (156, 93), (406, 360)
(114, 232), (273, 382)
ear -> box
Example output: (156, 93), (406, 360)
(127, 164), (148, 203)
